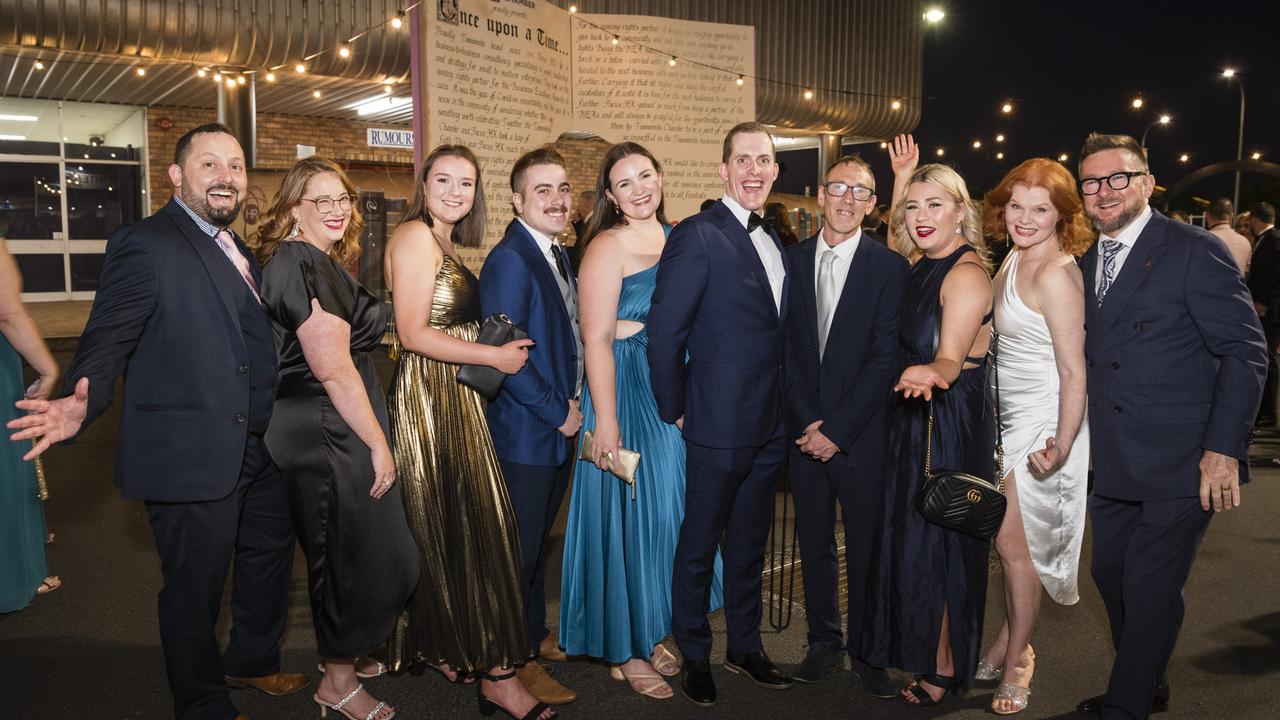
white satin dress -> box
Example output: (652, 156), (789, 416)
(992, 251), (1090, 605)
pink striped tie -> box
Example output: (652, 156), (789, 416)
(215, 230), (260, 301)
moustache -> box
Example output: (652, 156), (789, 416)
(544, 206), (567, 214)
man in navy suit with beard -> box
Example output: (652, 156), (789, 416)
(10, 124), (306, 720)
(781, 155), (908, 697)
(648, 121), (793, 708)
(1072, 133), (1266, 719)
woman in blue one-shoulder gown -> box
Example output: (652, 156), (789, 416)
(559, 143), (723, 700)
(1, 239), (61, 613)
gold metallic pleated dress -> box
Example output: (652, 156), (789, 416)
(386, 253), (530, 673)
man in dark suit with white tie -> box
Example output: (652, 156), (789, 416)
(648, 121), (793, 708)
(781, 156), (908, 697)
(10, 124), (306, 720)
(1072, 133), (1266, 719)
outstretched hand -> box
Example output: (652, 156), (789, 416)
(8, 377), (89, 460)
(894, 364), (949, 401)
(889, 133), (920, 179)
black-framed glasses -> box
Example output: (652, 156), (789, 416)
(1078, 171), (1146, 196)
(823, 182), (875, 200)
(301, 194), (355, 214)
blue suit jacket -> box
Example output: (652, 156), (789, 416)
(479, 219), (579, 466)
(1081, 210), (1266, 499)
(647, 200), (791, 449)
(783, 232), (909, 467)
(60, 199), (276, 502)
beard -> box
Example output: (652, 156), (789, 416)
(181, 183), (244, 226)
(1088, 199), (1143, 236)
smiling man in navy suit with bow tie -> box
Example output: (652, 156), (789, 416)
(648, 121), (794, 707)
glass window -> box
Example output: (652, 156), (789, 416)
(12, 254), (65, 293)
(66, 163), (143, 239)
(61, 103), (145, 162)
(0, 161), (63, 240)
(70, 254), (104, 292)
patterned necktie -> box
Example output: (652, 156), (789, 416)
(215, 229), (260, 301)
(816, 249), (837, 359)
(549, 243), (571, 284)
(1097, 238), (1122, 306)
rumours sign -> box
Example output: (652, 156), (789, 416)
(367, 128), (415, 149)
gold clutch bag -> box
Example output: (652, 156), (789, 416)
(579, 430), (641, 499)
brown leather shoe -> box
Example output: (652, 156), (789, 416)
(225, 672), (311, 696)
(517, 662), (577, 705)
(539, 632), (568, 662)
(235, 715), (250, 720)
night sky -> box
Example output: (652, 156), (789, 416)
(781, 0), (1279, 211)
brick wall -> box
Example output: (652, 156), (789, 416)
(146, 105), (413, 214)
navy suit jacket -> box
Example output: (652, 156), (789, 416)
(61, 199), (276, 502)
(479, 219), (579, 467)
(648, 200), (791, 449)
(1081, 210), (1266, 499)
(783, 232), (909, 467)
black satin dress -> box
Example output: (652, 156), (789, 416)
(261, 241), (419, 657)
(861, 245), (993, 689)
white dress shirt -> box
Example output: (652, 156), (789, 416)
(814, 226), (861, 328)
(721, 195), (786, 313)
(1094, 204), (1153, 296)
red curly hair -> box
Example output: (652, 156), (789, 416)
(983, 158), (1095, 257)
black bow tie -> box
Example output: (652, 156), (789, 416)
(747, 212), (773, 233)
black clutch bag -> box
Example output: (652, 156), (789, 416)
(916, 333), (1007, 540)
(456, 314), (527, 399)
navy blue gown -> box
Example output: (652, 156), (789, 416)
(861, 245), (992, 689)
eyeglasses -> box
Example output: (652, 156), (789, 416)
(1078, 171), (1146, 196)
(301, 194), (355, 214)
(823, 182), (875, 200)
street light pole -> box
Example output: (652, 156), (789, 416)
(1140, 114), (1171, 153)
(1224, 70), (1246, 211)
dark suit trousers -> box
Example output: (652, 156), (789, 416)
(1089, 494), (1212, 720)
(500, 458), (572, 656)
(674, 430), (787, 661)
(789, 456), (885, 657)
(145, 435), (295, 720)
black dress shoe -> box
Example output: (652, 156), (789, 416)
(850, 658), (899, 698)
(1077, 681), (1170, 716)
(681, 660), (717, 708)
(723, 650), (792, 690)
(790, 647), (844, 684)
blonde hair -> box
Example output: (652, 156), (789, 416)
(255, 156), (364, 267)
(889, 163), (990, 271)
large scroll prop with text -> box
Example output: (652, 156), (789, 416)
(422, 0), (755, 264)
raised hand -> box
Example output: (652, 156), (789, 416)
(9, 376), (89, 460)
(889, 133), (920, 179)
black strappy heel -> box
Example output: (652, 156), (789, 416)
(902, 673), (957, 706)
(476, 670), (556, 720)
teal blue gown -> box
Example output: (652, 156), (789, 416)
(559, 262), (724, 663)
(0, 335), (49, 613)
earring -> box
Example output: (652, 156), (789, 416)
(611, 199), (621, 214)
(955, 225), (962, 234)
(287, 221), (300, 239)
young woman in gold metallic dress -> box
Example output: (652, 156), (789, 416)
(384, 144), (554, 720)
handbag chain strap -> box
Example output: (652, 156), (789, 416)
(923, 329), (1006, 494)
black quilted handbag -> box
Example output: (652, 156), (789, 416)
(916, 333), (1007, 540)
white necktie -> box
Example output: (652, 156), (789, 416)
(816, 249), (837, 359)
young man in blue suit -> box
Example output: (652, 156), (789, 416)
(478, 146), (582, 706)
(10, 124), (305, 720)
(781, 156), (908, 697)
(648, 121), (793, 707)
(1072, 134), (1266, 720)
